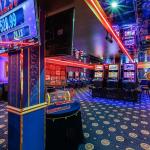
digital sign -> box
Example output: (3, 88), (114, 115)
(95, 65), (103, 71)
(108, 72), (118, 78)
(124, 63), (135, 70)
(109, 65), (118, 71)
(94, 72), (103, 78)
(0, 0), (38, 44)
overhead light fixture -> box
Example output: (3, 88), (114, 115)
(111, 1), (118, 8)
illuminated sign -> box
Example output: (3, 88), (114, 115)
(0, 0), (38, 43)
(124, 63), (135, 70)
(95, 65), (103, 71)
(109, 65), (118, 70)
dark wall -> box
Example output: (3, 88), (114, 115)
(45, 0), (74, 15)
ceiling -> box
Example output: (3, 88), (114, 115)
(99, 0), (136, 26)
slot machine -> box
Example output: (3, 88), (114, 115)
(122, 63), (138, 101)
(122, 63), (137, 89)
(107, 64), (119, 88)
(123, 63), (136, 83)
(75, 71), (80, 88)
(67, 71), (74, 88)
(75, 71), (80, 80)
(93, 65), (104, 87)
(80, 72), (85, 87)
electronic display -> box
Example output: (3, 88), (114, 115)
(124, 72), (135, 79)
(109, 65), (118, 71)
(108, 72), (118, 78)
(68, 71), (73, 77)
(124, 30), (135, 37)
(95, 65), (103, 71)
(124, 64), (135, 70)
(123, 63), (136, 82)
(94, 72), (103, 78)
(0, 0), (38, 43)
(124, 39), (135, 46)
(45, 75), (50, 80)
(75, 72), (79, 77)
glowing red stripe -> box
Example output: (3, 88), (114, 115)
(0, 41), (35, 46)
(86, 0), (133, 62)
(90, 0), (133, 61)
(45, 58), (94, 70)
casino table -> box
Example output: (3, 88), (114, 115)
(46, 101), (84, 150)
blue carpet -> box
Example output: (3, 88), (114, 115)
(74, 88), (150, 150)
(0, 88), (150, 150)
(0, 101), (7, 150)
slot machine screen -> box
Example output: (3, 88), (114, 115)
(124, 72), (135, 80)
(109, 65), (118, 71)
(46, 75), (50, 80)
(95, 65), (103, 71)
(0, 0), (39, 46)
(75, 72), (79, 78)
(94, 72), (103, 78)
(80, 72), (84, 77)
(124, 30), (135, 37)
(68, 71), (73, 77)
(124, 64), (135, 70)
(108, 72), (118, 78)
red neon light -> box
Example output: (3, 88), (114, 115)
(45, 58), (94, 70)
(0, 41), (36, 46)
(85, 0), (133, 62)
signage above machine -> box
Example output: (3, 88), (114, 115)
(124, 63), (135, 70)
(109, 65), (118, 71)
(0, 0), (39, 43)
(95, 65), (103, 71)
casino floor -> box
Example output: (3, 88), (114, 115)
(0, 88), (150, 150)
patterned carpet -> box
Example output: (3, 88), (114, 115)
(0, 88), (150, 150)
(0, 101), (8, 150)
(74, 88), (150, 150)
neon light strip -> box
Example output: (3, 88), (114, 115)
(85, 0), (110, 31)
(90, 0), (133, 61)
(0, 41), (36, 46)
(85, 0), (133, 62)
(45, 58), (94, 70)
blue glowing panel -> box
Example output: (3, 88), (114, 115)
(0, 0), (38, 42)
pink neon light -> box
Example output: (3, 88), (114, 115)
(89, 0), (133, 62)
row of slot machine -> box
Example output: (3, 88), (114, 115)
(45, 62), (90, 88)
(93, 63), (137, 85)
(67, 71), (90, 87)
